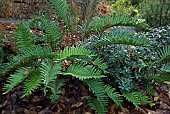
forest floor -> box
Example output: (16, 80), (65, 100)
(0, 20), (170, 114)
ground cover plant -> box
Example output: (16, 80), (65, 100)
(0, 0), (170, 113)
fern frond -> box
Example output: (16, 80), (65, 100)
(40, 59), (61, 95)
(89, 14), (149, 33)
(95, 29), (151, 47)
(122, 91), (151, 108)
(88, 98), (107, 114)
(3, 67), (31, 94)
(92, 58), (108, 73)
(23, 70), (42, 97)
(3, 45), (53, 74)
(157, 46), (170, 62)
(50, 0), (69, 28)
(161, 64), (170, 73)
(16, 22), (36, 52)
(40, 16), (63, 46)
(50, 78), (65, 102)
(149, 73), (170, 83)
(63, 63), (106, 80)
(59, 46), (93, 60)
(85, 79), (108, 113)
(105, 85), (122, 107)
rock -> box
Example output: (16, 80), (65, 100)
(38, 109), (52, 114)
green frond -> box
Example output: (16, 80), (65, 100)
(157, 46), (170, 62)
(105, 85), (122, 107)
(3, 67), (31, 94)
(40, 16), (63, 46)
(3, 45), (53, 74)
(23, 70), (42, 97)
(50, 0), (69, 28)
(94, 29), (151, 47)
(89, 14), (149, 33)
(122, 91), (151, 108)
(88, 98), (107, 114)
(85, 79), (108, 113)
(92, 58), (108, 73)
(63, 63), (106, 80)
(59, 46), (93, 60)
(40, 59), (61, 95)
(50, 78), (65, 102)
(149, 73), (170, 83)
(16, 22), (36, 52)
(161, 64), (170, 73)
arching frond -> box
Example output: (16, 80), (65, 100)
(88, 98), (107, 114)
(94, 29), (151, 47)
(63, 63), (106, 80)
(40, 59), (61, 95)
(23, 70), (42, 97)
(50, 0), (69, 28)
(93, 58), (108, 73)
(59, 46), (93, 60)
(40, 16), (63, 46)
(122, 91), (151, 108)
(2, 45), (53, 74)
(3, 67), (31, 94)
(161, 64), (170, 73)
(105, 85), (122, 107)
(50, 78), (65, 102)
(16, 22), (36, 52)
(157, 46), (170, 62)
(85, 79), (108, 113)
(88, 14), (149, 33)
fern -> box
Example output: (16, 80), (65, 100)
(94, 29), (151, 47)
(50, 78), (65, 102)
(122, 91), (151, 108)
(40, 16), (63, 47)
(89, 13), (149, 33)
(23, 70), (42, 97)
(88, 98), (107, 114)
(105, 85), (122, 107)
(157, 46), (170, 62)
(63, 63), (106, 80)
(2, 46), (53, 74)
(16, 22), (36, 52)
(40, 59), (61, 95)
(3, 67), (31, 94)
(50, 0), (69, 29)
(161, 64), (170, 73)
(58, 46), (93, 60)
(92, 58), (108, 73)
(85, 79), (108, 113)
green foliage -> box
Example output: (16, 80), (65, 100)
(3, 67), (31, 94)
(40, 59), (61, 95)
(92, 29), (151, 47)
(122, 92), (152, 108)
(23, 70), (42, 97)
(139, 0), (170, 27)
(157, 46), (170, 62)
(105, 85), (122, 107)
(85, 79), (108, 113)
(58, 46), (92, 60)
(88, 13), (149, 33)
(64, 63), (106, 80)
(16, 22), (36, 52)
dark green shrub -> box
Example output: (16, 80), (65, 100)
(83, 26), (170, 108)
